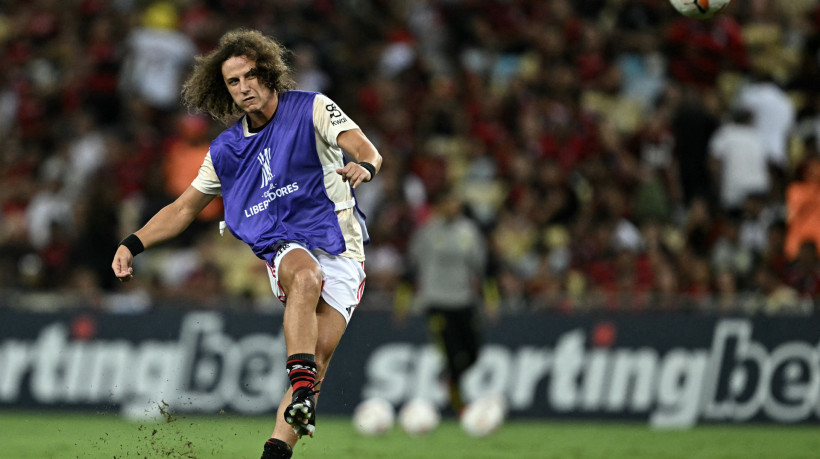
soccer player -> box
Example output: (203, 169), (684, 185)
(111, 29), (382, 459)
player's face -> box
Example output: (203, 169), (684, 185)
(222, 55), (277, 125)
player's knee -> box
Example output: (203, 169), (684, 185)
(290, 266), (323, 293)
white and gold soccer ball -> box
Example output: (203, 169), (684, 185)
(352, 398), (395, 436)
(460, 394), (508, 437)
(398, 398), (440, 436)
(669, 0), (731, 19)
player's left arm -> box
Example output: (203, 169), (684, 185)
(312, 93), (382, 188)
(336, 129), (382, 189)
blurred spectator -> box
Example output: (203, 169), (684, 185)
(25, 176), (72, 250)
(630, 109), (680, 223)
(751, 263), (807, 316)
(119, 2), (195, 113)
(162, 113), (223, 225)
(709, 268), (747, 315)
(72, 173), (121, 291)
(65, 112), (107, 198)
(496, 266), (530, 313)
(736, 71), (796, 199)
(784, 241), (820, 307)
(682, 197), (715, 259)
(708, 108), (770, 213)
(670, 87), (719, 207)
(736, 72), (796, 171)
(738, 193), (777, 257)
(710, 213), (756, 289)
(785, 157), (820, 260)
(678, 249), (712, 312)
(82, 14), (124, 126)
(292, 44), (330, 93)
(0, 74), (20, 136)
(762, 219), (790, 279)
(649, 255), (685, 313)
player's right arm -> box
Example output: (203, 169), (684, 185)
(112, 186), (216, 281)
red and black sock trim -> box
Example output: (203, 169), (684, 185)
(286, 353), (317, 392)
(262, 438), (292, 459)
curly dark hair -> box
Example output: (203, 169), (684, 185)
(181, 29), (296, 124)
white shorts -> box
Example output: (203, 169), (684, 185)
(266, 242), (366, 325)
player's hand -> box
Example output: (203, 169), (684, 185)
(112, 246), (135, 282)
(335, 163), (371, 189)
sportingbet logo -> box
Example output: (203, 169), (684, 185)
(2, 315), (817, 424)
(363, 319), (820, 427)
(0, 313), (287, 414)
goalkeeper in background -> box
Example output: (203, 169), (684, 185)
(405, 186), (495, 414)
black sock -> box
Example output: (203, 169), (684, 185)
(261, 438), (292, 459)
(286, 353), (317, 393)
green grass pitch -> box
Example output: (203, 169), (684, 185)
(0, 411), (817, 458)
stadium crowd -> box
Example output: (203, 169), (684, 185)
(1, 0), (820, 315)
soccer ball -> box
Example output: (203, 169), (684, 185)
(352, 398), (395, 436)
(669, 0), (730, 19)
(398, 398), (440, 436)
(460, 394), (508, 437)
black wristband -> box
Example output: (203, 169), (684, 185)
(358, 161), (376, 181)
(119, 233), (144, 256)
